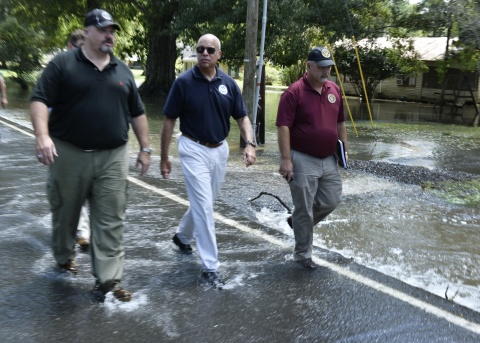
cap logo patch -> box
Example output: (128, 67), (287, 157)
(321, 48), (331, 58)
(328, 94), (336, 103)
(101, 11), (112, 20)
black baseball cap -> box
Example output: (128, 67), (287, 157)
(84, 9), (120, 30)
(308, 47), (335, 67)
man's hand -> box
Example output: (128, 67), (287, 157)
(136, 152), (151, 176)
(160, 158), (172, 179)
(243, 145), (256, 167)
(35, 135), (57, 165)
(279, 159), (294, 183)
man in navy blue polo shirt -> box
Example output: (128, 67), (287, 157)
(160, 33), (256, 288)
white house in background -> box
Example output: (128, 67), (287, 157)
(181, 46), (197, 72)
(339, 37), (479, 104)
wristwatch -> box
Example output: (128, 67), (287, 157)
(140, 147), (153, 154)
(245, 140), (257, 148)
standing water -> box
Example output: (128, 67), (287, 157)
(1, 79), (479, 313)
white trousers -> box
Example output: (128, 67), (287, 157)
(176, 135), (229, 272)
(76, 205), (90, 240)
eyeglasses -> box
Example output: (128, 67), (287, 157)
(196, 46), (216, 54)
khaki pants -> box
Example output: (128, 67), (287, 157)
(47, 139), (128, 288)
(289, 150), (342, 260)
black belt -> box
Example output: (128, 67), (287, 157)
(182, 133), (223, 148)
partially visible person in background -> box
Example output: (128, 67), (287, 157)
(67, 29), (85, 50)
(66, 29), (91, 251)
(0, 72), (8, 108)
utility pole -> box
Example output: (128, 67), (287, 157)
(242, 0), (259, 147)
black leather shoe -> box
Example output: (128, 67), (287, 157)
(201, 270), (225, 289)
(296, 258), (316, 270)
(287, 216), (293, 229)
(57, 260), (78, 274)
(173, 234), (193, 254)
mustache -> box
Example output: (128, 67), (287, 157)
(103, 39), (114, 44)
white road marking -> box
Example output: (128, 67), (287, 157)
(0, 117), (34, 137)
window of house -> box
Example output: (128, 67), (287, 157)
(396, 75), (416, 87)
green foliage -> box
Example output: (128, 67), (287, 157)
(264, 63), (281, 85)
(280, 62), (305, 86)
(1, 0), (473, 96)
(335, 41), (401, 99)
(0, 16), (44, 88)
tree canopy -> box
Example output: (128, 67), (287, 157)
(0, 0), (479, 97)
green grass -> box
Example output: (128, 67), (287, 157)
(423, 179), (480, 207)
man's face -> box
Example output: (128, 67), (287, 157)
(85, 26), (116, 54)
(196, 37), (221, 69)
(308, 62), (332, 82)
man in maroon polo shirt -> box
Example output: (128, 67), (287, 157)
(276, 46), (348, 269)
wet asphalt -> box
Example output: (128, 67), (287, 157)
(1, 117), (480, 343)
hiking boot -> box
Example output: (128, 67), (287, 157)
(173, 234), (193, 254)
(296, 258), (316, 270)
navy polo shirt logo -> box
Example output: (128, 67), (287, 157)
(219, 85), (228, 95)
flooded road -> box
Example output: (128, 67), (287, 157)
(1, 79), (480, 341)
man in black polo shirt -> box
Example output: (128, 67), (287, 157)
(160, 33), (256, 288)
(30, 9), (151, 301)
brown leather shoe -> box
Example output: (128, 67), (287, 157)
(93, 282), (132, 302)
(113, 288), (132, 302)
(57, 260), (78, 274)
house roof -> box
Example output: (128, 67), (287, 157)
(354, 37), (457, 62)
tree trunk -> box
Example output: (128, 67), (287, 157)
(140, 32), (177, 99)
(139, 4), (179, 99)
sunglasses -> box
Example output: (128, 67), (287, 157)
(196, 46), (216, 54)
